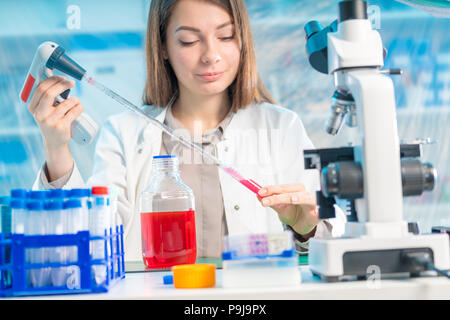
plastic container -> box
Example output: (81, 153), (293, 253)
(140, 155), (196, 269)
(46, 200), (67, 287)
(222, 230), (295, 259)
(221, 231), (301, 288)
(69, 188), (91, 231)
(106, 187), (119, 274)
(171, 264), (216, 288)
(90, 187), (110, 285)
(26, 200), (51, 288)
(64, 199), (87, 289)
(103, 186), (117, 229)
(11, 199), (26, 235)
(0, 197), (11, 236)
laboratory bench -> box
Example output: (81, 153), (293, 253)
(8, 258), (450, 300)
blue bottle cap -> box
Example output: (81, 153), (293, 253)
(69, 188), (90, 198)
(10, 189), (28, 199)
(10, 199), (26, 209)
(222, 251), (234, 260)
(63, 189), (71, 198)
(63, 199), (82, 209)
(45, 200), (63, 211)
(48, 189), (65, 198)
(27, 201), (44, 211)
(153, 155), (176, 159)
(163, 275), (174, 285)
(0, 196), (10, 206)
(29, 190), (49, 200)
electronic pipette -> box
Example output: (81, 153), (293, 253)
(20, 42), (98, 145)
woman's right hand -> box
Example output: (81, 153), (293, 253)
(27, 75), (85, 181)
(28, 75), (84, 149)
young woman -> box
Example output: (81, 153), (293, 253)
(29, 0), (344, 261)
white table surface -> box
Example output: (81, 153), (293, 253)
(12, 266), (450, 300)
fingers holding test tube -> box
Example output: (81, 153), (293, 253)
(257, 184), (320, 238)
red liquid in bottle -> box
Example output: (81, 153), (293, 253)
(140, 210), (196, 269)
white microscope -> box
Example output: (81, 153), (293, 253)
(303, 0), (449, 282)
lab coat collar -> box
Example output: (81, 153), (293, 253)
(141, 99), (251, 143)
(140, 105), (168, 144)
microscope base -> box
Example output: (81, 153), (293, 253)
(308, 233), (450, 282)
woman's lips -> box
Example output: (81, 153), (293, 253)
(196, 72), (224, 82)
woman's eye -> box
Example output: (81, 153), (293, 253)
(179, 40), (197, 46)
(220, 35), (234, 41)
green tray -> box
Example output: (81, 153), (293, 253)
(197, 254), (309, 268)
(126, 254), (309, 272)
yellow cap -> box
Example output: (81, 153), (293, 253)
(171, 264), (216, 288)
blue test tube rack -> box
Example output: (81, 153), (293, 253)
(0, 225), (125, 297)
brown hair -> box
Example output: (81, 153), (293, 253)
(142, 0), (276, 111)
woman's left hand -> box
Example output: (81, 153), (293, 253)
(257, 184), (320, 238)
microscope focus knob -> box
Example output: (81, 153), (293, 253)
(401, 160), (437, 196)
(321, 161), (363, 199)
(321, 159), (437, 199)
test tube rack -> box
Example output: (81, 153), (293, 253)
(0, 225), (125, 297)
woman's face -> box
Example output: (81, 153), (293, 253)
(165, 0), (240, 98)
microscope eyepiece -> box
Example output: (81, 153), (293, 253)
(338, 0), (368, 23)
(304, 21), (322, 39)
(303, 20), (338, 74)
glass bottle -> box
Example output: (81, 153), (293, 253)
(140, 155), (196, 269)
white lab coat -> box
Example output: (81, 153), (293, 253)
(34, 101), (345, 261)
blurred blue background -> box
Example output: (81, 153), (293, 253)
(0, 0), (449, 232)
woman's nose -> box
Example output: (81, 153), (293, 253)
(201, 40), (222, 65)
(201, 54), (222, 64)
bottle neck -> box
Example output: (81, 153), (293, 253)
(152, 157), (180, 177)
(154, 170), (181, 180)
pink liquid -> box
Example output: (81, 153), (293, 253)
(223, 167), (262, 195)
(239, 179), (262, 195)
(140, 210), (196, 269)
